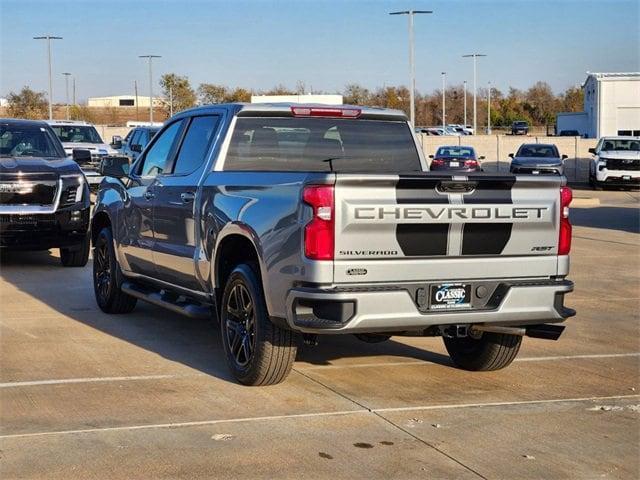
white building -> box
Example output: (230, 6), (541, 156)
(87, 95), (163, 108)
(556, 72), (640, 138)
(250, 94), (343, 105)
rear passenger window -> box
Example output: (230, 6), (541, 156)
(172, 116), (220, 175)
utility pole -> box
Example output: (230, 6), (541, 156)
(62, 72), (71, 120)
(463, 80), (467, 127)
(462, 53), (487, 134)
(33, 35), (63, 120)
(72, 77), (76, 106)
(441, 72), (446, 130)
(134, 80), (139, 121)
(139, 54), (161, 123)
(487, 81), (492, 135)
(389, 10), (432, 127)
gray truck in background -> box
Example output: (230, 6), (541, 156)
(92, 103), (575, 386)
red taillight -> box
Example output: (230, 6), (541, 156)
(558, 186), (572, 255)
(431, 159), (445, 167)
(290, 106), (361, 118)
(303, 185), (334, 260)
(465, 159), (478, 167)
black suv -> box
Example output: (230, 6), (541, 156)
(0, 119), (90, 266)
(512, 121), (529, 135)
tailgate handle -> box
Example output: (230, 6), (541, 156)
(436, 181), (477, 194)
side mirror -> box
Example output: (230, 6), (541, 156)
(428, 154), (434, 158)
(479, 156), (486, 160)
(72, 149), (92, 165)
(131, 144), (142, 153)
(588, 147), (596, 154)
(562, 154), (568, 160)
(508, 153), (514, 158)
(111, 135), (123, 149)
(99, 156), (130, 179)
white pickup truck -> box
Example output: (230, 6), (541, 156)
(589, 136), (640, 189)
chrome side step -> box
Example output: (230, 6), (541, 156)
(121, 281), (212, 320)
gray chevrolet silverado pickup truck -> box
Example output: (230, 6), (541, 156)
(92, 103), (575, 385)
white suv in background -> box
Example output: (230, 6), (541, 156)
(589, 136), (640, 190)
(47, 120), (119, 189)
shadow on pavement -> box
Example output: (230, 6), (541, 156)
(571, 206), (640, 234)
(1, 250), (452, 384)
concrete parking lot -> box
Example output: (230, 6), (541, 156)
(1, 188), (638, 480)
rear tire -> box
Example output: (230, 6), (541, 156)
(220, 264), (297, 386)
(60, 234), (90, 267)
(93, 227), (137, 314)
(443, 332), (522, 371)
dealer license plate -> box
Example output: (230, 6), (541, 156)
(623, 175), (631, 181)
(449, 161), (460, 167)
(430, 283), (472, 310)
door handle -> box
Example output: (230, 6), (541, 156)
(180, 192), (195, 203)
(144, 190), (155, 200)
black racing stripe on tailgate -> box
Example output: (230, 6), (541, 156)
(462, 176), (516, 255)
(396, 175), (450, 256)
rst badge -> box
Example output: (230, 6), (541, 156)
(430, 283), (471, 310)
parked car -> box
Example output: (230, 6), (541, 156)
(93, 103), (574, 386)
(509, 144), (567, 175)
(429, 145), (484, 172)
(112, 126), (161, 162)
(0, 118), (90, 265)
(558, 130), (580, 137)
(448, 124), (473, 135)
(588, 136), (640, 190)
(511, 121), (529, 135)
(47, 120), (118, 190)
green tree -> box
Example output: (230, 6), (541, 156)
(159, 73), (196, 115)
(559, 86), (583, 112)
(524, 81), (557, 125)
(6, 86), (48, 119)
(198, 83), (228, 104)
(343, 84), (371, 105)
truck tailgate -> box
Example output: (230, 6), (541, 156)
(333, 173), (563, 283)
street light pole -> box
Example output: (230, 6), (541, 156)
(33, 35), (63, 120)
(462, 53), (486, 134)
(389, 10), (432, 127)
(441, 72), (446, 131)
(487, 81), (492, 135)
(463, 80), (467, 127)
(62, 72), (71, 120)
(139, 54), (161, 123)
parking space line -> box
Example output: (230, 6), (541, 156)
(1, 353), (637, 388)
(1, 394), (637, 440)
(373, 394), (640, 414)
(0, 374), (196, 388)
(298, 352), (640, 371)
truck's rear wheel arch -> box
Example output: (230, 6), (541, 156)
(215, 235), (264, 310)
(91, 212), (112, 246)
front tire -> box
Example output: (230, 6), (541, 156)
(220, 264), (297, 386)
(60, 234), (90, 267)
(443, 332), (522, 371)
(93, 227), (137, 314)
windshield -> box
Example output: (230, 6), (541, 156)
(225, 118), (422, 172)
(516, 145), (559, 158)
(514, 121), (528, 127)
(600, 139), (640, 152)
(436, 146), (475, 158)
(50, 125), (103, 144)
(0, 124), (65, 158)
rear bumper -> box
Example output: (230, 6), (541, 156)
(285, 279), (574, 334)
